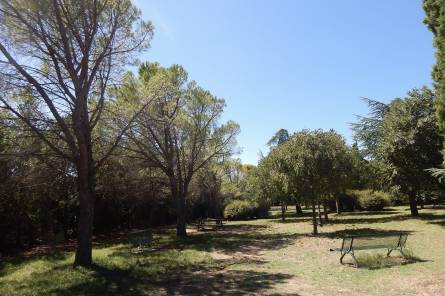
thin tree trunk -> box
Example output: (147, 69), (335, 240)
(317, 202), (323, 226)
(281, 202), (286, 221)
(323, 201), (328, 222)
(176, 191), (187, 237)
(335, 198), (341, 214)
(311, 201), (318, 235)
(409, 191), (419, 216)
(295, 204), (303, 216)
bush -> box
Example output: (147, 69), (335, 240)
(334, 192), (359, 211)
(353, 190), (389, 211)
(389, 186), (408, 206)
(224, 200), (253, 220)
(252, 202), (270, 218)
(224, 200), (270, 220)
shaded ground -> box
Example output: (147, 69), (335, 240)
(1, 206), (445, 295)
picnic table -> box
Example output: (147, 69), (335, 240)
(196, 218), (224, 231)
(333, 232), (409, 267)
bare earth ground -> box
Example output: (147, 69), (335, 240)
(1, 206), (445, 295)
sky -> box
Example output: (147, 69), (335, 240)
(134, 0), (435, 165)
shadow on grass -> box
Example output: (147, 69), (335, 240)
(418, 213), (445, 228)
(2, 250), (295, 296)
(180, 224), (300, 256)
(269, 210), (314, 220)
(319, 227), (414, 239)
(334, 209), (400, 216)
(325, 210), (445, 226)
(429, 220), (445, 227)
(122, 223), (298, 256)
(326, 214), (412, 225)
(265, 217), (313, 224)
(352, 253), (429, 270)
(159, 269), (295, 295)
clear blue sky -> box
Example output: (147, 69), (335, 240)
(134, 0), (434, 165)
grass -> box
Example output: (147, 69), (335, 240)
(1, 206), (445, 295)
(355, 249), (420, 270)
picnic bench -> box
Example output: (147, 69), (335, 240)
(333, 232), (409, 267)
(196, 218), (224, 231)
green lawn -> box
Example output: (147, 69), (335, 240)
(1, 206), (445, 295)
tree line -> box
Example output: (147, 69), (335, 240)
(1, 0), (445, 269)
(0, 0), (239, 267)
(252, 87), (443, 234)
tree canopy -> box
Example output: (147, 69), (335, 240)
(353, 88), (442, 215)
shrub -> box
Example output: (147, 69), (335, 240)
(252, 202), (270, 218)
(335, 192), (359, 211)
(224, 200), (269, 220)
(224, 200), (254, 220)
(389, 186), (408, 206)
(352, 190), (389, 211)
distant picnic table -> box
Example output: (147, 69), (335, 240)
(196, 218), (224, 231)
(333, 232), (409, 267)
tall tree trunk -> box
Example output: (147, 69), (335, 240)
(74, 144), (96, 267)
(409, 191), (419, 216)
(311, 201), (318, 235)
(335, 198), (342, 214)
(323, 201), (329, 222)
(317, 202), (323, 226)
(295, 204), (303, 216)
(176, 191), (187, 237)
(169, 176), (188, 238)
(281, 202), (286, 221)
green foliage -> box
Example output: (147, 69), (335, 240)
(388, 186), (409, 206)
(337, 191), (359, 211)
(223, 200), (268, 220)
(116, 62), (240, 236)
(224, 200), (254, 220)
(379, 88), (442, 193)
(352, 88), (442, 215)
(281, 129), (352, 203)
(424, 0), (445, 131)
(267, 128), (289, 148)
(351, 98), (389, 157)
(352, 190), (389, 211)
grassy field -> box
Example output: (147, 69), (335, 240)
(1, 206), (445, 295)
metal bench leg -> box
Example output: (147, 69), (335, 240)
(350, 251), (359, 268)
(340, 252), (347, 264)
(340, 249), (357, 267)
(398, 248), (407, 258)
